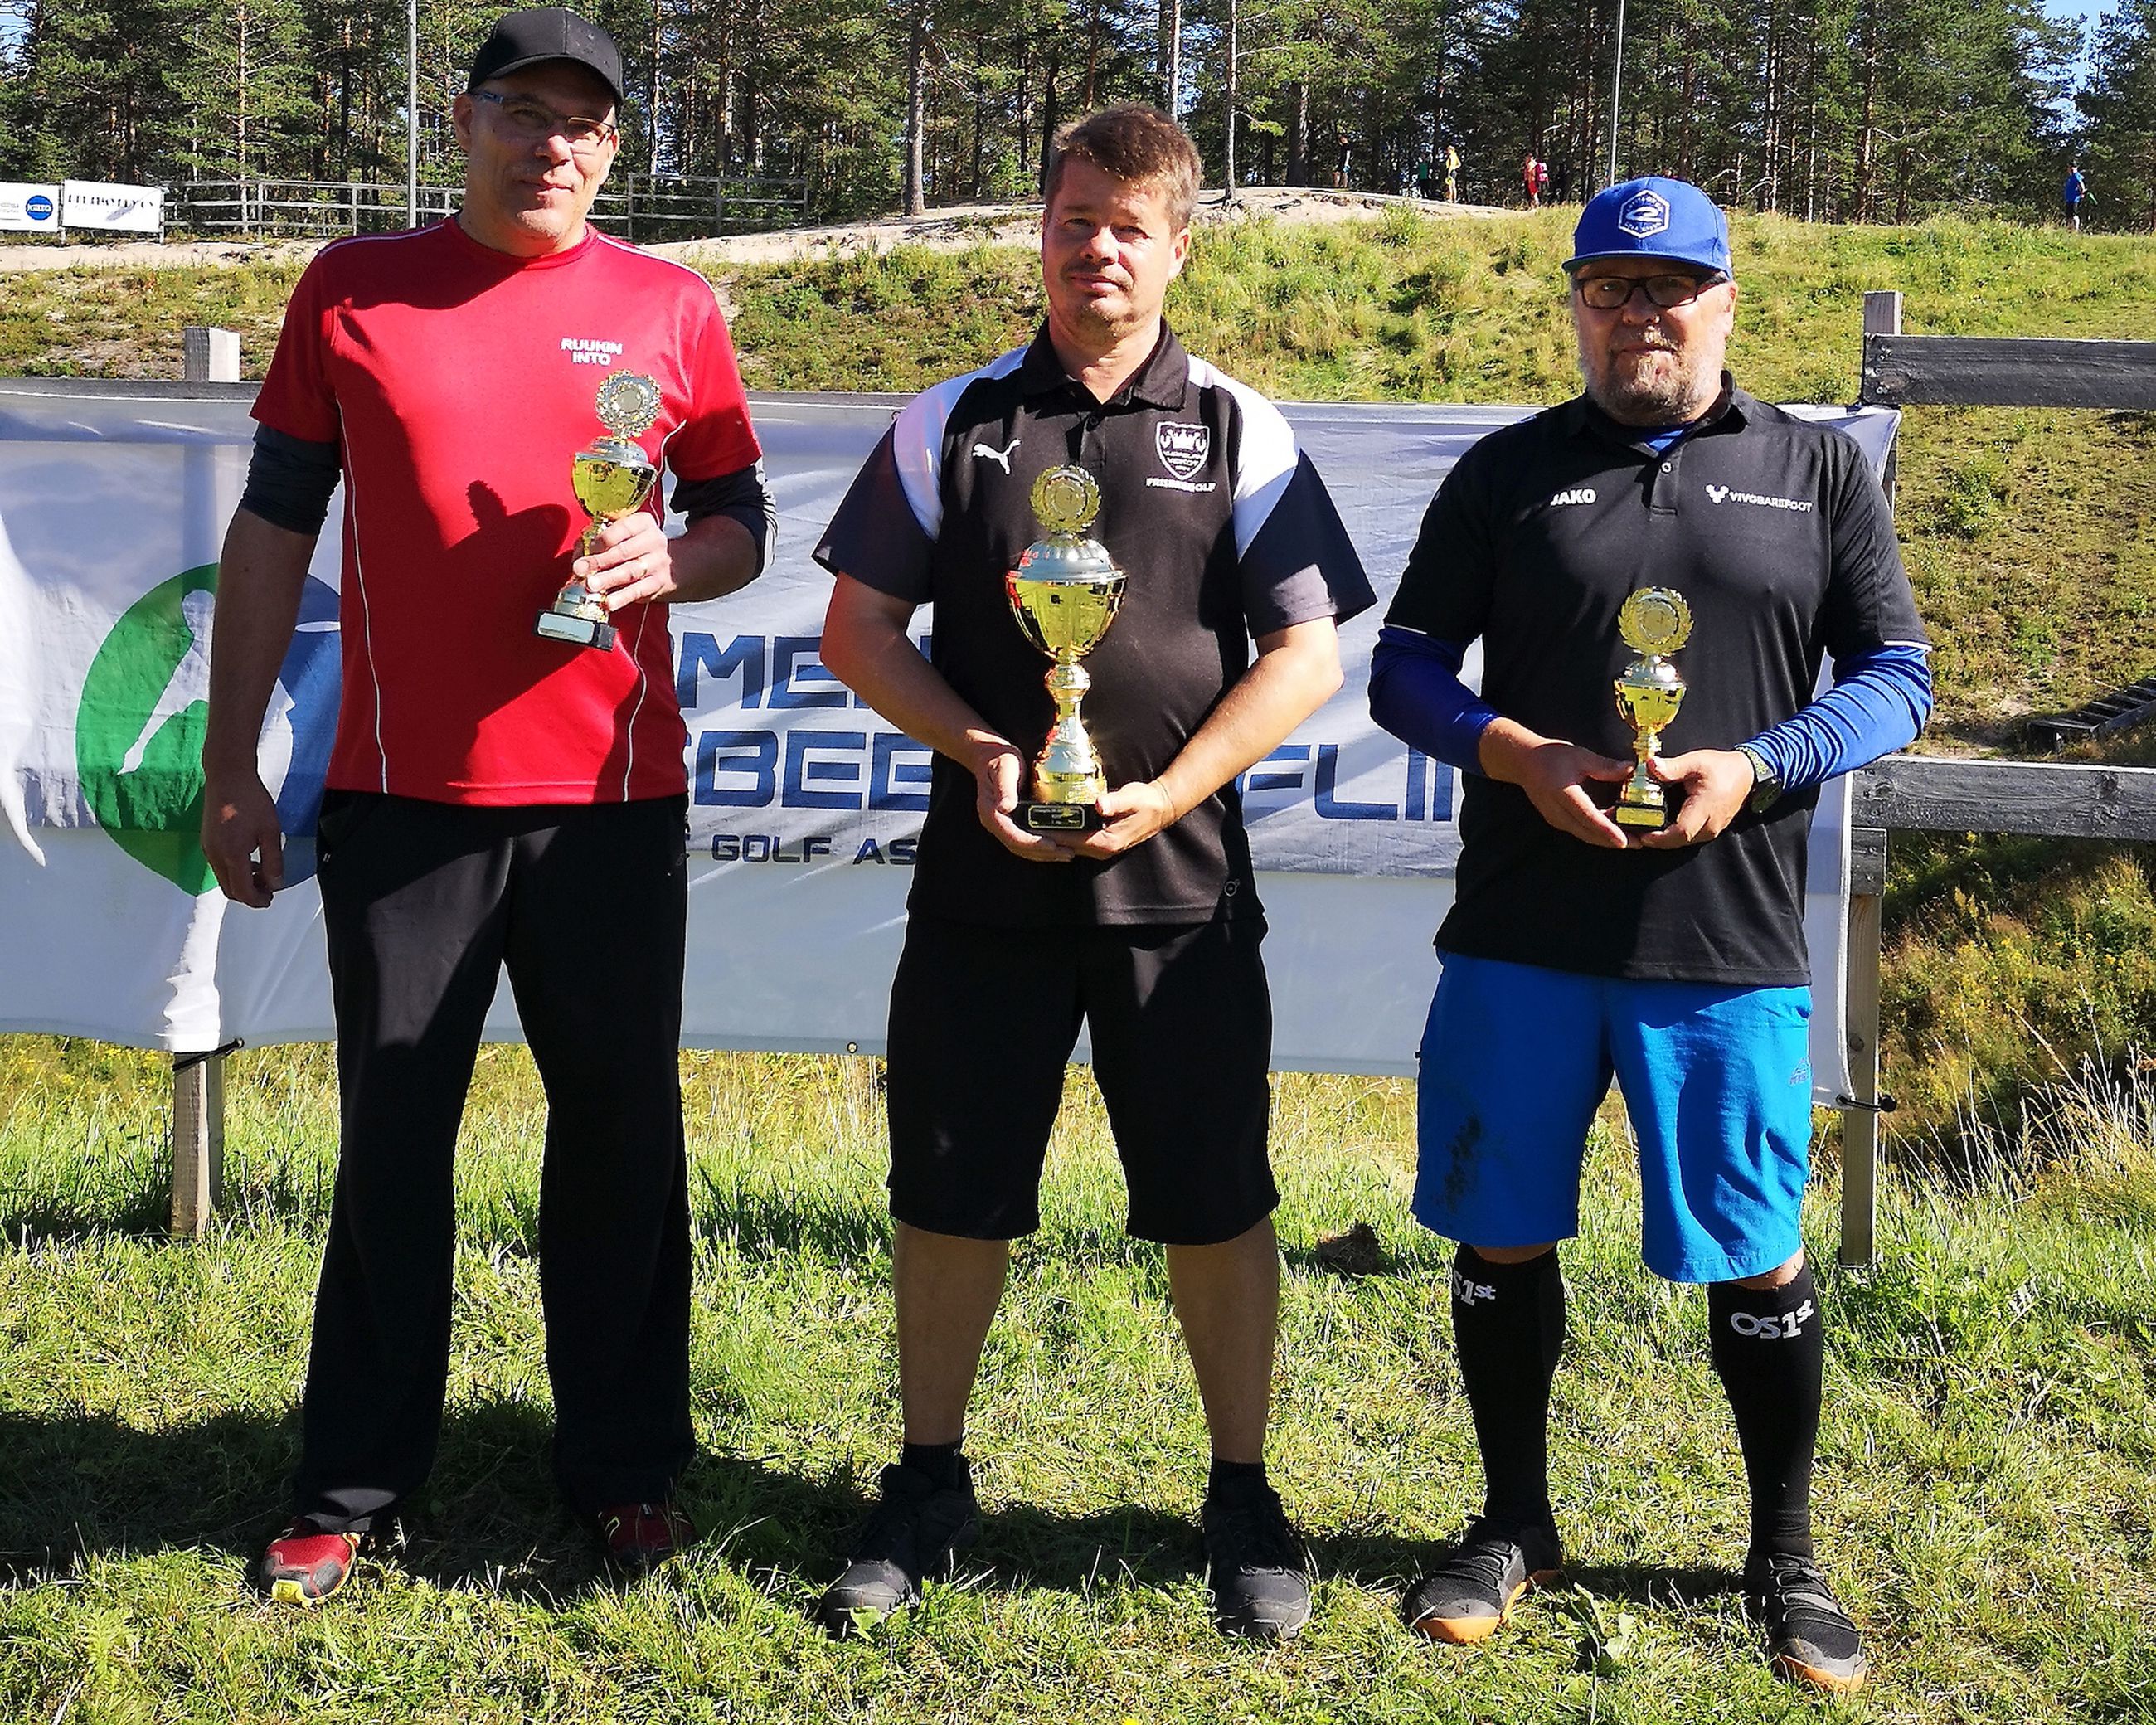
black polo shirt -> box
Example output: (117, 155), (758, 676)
(1387, 380), (1927, 985)
(815, 323), (1373, 928)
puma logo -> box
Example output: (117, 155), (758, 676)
(972, 438), (1020, 474)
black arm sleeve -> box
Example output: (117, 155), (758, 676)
(237, 423), (342, 536)
(672, 459), (776, 576)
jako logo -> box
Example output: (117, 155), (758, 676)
(1451, 1270), (1498, 1306)
(1550, 487), (1597, 507)
(1728, 1300), (1814, 1339)
(75, 568), (340, 893)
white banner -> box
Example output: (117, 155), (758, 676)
(60, 181), (164, 234)
(0, 185), (61, 233)
(0, 380), (1896, 1092)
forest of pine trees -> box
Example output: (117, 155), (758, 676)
(3, 0), (2154, 228)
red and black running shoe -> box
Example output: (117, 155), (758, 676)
(255, 1519), (364, 1606)
(593, 1501), (697, 1572)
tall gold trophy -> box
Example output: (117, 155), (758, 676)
(1612, 586), (1692, 829)
(536, 372), (663, 652)
(1004, 465), (1127, 832)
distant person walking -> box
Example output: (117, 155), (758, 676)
(2064, 165), (2090, 231)
(1445, 143), (1462, 203)
(1523, 153), (1542, 208)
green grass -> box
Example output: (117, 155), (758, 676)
(2, 1037), (2154, 1722)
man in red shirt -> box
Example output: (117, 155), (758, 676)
(200, 7), (770, 1603)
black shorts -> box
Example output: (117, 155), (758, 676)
(886, 914), (1276, 1246)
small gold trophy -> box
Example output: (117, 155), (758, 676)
(1612, 586), (1692, 829)
(536, 372), (663, 652)
(1004, 465), (1128, 832)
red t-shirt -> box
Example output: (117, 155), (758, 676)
(253, 218), (761, 804)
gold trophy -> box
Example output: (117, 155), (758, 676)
(536, 372), (663, 652)
(1004, 465), (1127, 831)
(1612, 586), (1692, 829)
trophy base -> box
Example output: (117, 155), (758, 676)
(535, 610), (617, 652)
(1613, 799), (1669, 830)
(1017, 799), (1103, 833)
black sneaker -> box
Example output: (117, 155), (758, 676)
(815, 1460), (981, 1635)
(1746, 1552), (1867, 1696)
(1402, 1514), (1563, 1645)
(1201, 1481), (1312, 1640)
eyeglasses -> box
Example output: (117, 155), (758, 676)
(471, 89), (618, 153)
(1573, 272), (1726, 311)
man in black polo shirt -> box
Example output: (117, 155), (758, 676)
(813, 104), (1371, 1640)
(1371, 177), (1930, 1693)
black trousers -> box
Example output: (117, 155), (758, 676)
(294, 790), (692, 1530)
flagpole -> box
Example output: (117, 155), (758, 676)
(406, 0), (420, 227)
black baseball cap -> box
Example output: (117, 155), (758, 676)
(467, 7), (624, 109)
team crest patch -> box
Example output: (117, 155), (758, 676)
(1617, 190), (1671, 238)
(1155, 421), (1211, 480)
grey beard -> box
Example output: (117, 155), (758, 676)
(1589, 351), (1713, 426)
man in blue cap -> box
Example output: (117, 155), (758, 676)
(1368, 175), (1931, 1694)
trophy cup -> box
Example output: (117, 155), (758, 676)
(536, 372), (663, 652)
(1611, 586), (1692, 830)
(1004, 465), (1128, 832)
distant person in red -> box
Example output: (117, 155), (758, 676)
(200, 6), (772, 1605)
(1523, 153), (1542, 208)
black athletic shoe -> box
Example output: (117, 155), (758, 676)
(1746, 1552), (1867, 1696)
(815, 1460), (981, 1635)
(1402, 1514), (1563, 1645)
(1201, 1480), (1312, 1640)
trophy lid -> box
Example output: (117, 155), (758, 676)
(1619, 586), (1692, 655)
(595, 372), (663, 439)
(1031, 465), (1100, 535)
(1014, 464), (1120, 586)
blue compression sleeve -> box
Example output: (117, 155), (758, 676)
(1369, 624), (1499, 775)
(1745, 642), (1932, 792)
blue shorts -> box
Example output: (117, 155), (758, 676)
(1412, 953), (1814, 1284)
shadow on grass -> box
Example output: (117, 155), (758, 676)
(0, 1397), (821, 1606)
(698, 1451), (1200, 1601)
(0, 1397), (1200, 1610)
(0, 1179), (173, 1245)
(1309, 1526), (1738, 1614)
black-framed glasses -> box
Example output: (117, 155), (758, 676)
(1573, 271), (1725, 311)
(471, 89), (618, 153)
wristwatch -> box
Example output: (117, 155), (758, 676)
(1736, 744), (1783, 813)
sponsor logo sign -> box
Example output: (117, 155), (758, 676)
(73, 568), (338, 892)
(61, 180), (165, 234)
(0, 183), (62, 232)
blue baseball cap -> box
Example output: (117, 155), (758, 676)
(1566, 176), (1731, 277)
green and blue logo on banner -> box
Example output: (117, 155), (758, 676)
(73, 566), (340, 892)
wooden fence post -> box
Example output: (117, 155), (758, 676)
(1840, 826), (1887, 1268)
(1838, 288), (1902, 1272)
(171, 1049), (226, 1237)
(183, 326), (241, 383)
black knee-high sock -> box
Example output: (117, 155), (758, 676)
(1708, 1263), (1823, 1564)
(1449, 1245), (1566, 1528)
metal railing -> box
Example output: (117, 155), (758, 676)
(172, 173), (809, 241)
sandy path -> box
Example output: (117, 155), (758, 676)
(0, 187), (1509, 274)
